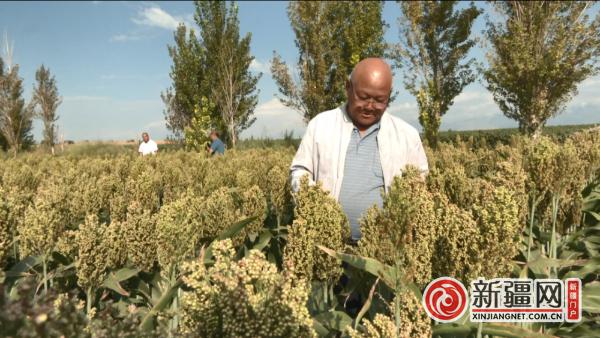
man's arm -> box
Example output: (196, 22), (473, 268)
(290, 120), (317, 192)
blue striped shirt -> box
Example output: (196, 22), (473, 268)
(338, 122), (384, 240)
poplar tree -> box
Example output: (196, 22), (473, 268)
(163, 1), (260, 148)
(392, 1), (481, 148)
(196, 1), (260, 148)
(162, 24), (205, 140)
(484, 1), (600, 137)
(271, 1), (387, 122)
(33, 65), (61, 154)
(0, 60), (34, 155)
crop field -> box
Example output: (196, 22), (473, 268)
(0, 128), (598, 338)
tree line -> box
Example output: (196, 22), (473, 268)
(166, 1), (600, 149)
(0, 34), (61, 155)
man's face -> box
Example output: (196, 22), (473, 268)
(346, 79), (390, 130)
(142, 134), (149, 143)
(210, 133), (217, 141)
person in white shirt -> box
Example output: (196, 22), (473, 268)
(138, 132), (158, 156)
(290, 57), (428, 241)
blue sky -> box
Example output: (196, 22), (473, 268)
(0, 1), (598, 141)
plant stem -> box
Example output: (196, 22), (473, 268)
(394, 297), (401, 337)
(169, 265), (179, 335)
(526, 195), (537, 263)
(476, 322), (483, 338)
(550, 195), (560, 277)
(42, 256), (48, 295)
(86, 286), (93, 314)
(12, 231), (17, 261)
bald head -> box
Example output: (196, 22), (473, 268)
(346, 58), (393, 132)
(349, 58), (393, 89)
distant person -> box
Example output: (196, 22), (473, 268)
(207, 130), (225, 156)
(138, 132), (158, 156)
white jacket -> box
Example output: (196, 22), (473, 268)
(290, 104), (429, 200)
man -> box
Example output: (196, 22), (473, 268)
(290, 58), (428, 241)
(207, 130), (225, 156)
(138, 132), (158, 156)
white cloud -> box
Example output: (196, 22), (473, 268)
(386, 100), (420, 130)
(132, 6), (190, 30)
(579, 76), (600, 88)
(249, 59), (270, 74)
(389, 75), (600, 132)
(239, 98), (306, 139)
(110, 34), (142, 42)
(387, 86), (515, 132)
(549, 75), (600, 126)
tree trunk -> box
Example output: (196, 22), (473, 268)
(229, 118), (236, 148)
(531, 125), (543, 140)
(426, 127), (439, 150)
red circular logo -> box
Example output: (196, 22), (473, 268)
(422, 277), (468, 322)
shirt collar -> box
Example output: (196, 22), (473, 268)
(354, 120), (380, 138)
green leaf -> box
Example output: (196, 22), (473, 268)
(139, 278), (184, 331)
(252, 229), (272, 251)
(217, 216), (257, 241)
(203, 216), (257, 263)
(313, 311), (352, 332)
(587, 211), (600, 221)
(582, 282), (600, 314)
(431, 323), (472, 336)
(432, 322), (558, 338)
(312, 318), (330, 337)
(354, 278), (379, 330)
(481, 323), (559, 338)
(102, 278), (129, 297)
(317, 245), (423, 301)
(112, 267), (139, 281)
(5, 255), (43, 278)
(101, 268), (139, 296)
(563, 257), (600, 279)
(317, 245), (395, 287)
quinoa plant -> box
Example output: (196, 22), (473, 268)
(283, 175), (349, 284)
(121, 201), (158, 272)
(358, 168), (438, 287)
(155, 190), (205, 274)
(0, 187), (9, 268)
(180, 239), (316, 337)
